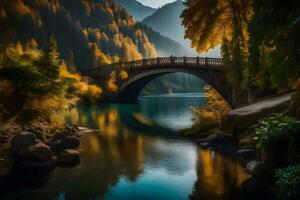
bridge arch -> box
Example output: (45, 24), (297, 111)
(82, 57), (235, 106)
(117, 68), (232, 106)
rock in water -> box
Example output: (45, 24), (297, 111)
(10, 132), (37, 155)
(205, 131), (235, 146)
(57, 149), (80, 165)
(61, 136), (80, 149)
(19, 143), (54, 161)
(236, 149), (256, 159)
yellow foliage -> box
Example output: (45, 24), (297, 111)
(88, 84), (103, 99)
(182, 0), (252, 53)
(60, 65), (81, 81)
(89, 42), (112, 64)
(113, 34), (142, 61)
(193, 85), (231, 129)
(73, 81), (89, 94)
(49, 112), (65, 128)
(119, 70), (128, 80)
(135, 30), (158, 58)
(15, 41), (24, 56)
(59, 64), (102, 100)
(107, 71), (118, 93)
(30, 95), (70, 112)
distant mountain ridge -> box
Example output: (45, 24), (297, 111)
(142, 1), (193, 52)
(142, 0), (220, 57)
(116, 0), (157, 21)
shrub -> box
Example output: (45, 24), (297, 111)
(190, 85), (231, 132)
(255, 114), (298, 152)
(275, 164), (300, 200)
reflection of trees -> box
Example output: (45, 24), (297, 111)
(189, 149), (249, 200)
(55, 105), (146, 199)
(16, 105), (197, 199)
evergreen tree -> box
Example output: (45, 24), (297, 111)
(35, 36), (60, 80)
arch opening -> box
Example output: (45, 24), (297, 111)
(139, 72), (205, 96)
(117, 69), (231, 106)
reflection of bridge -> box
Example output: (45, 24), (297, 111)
(82, 56), (235, 106)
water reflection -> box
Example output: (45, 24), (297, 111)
(1, 101), (249, 200)
(138, 93), (206, 130)
(190, 149), (249, 200)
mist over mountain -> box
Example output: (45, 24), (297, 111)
(116, 0), (156, 21)
(142, 0), (220, 57)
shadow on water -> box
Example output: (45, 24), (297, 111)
(0, 94), (255, 200)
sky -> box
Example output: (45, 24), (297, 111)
(136, 0), (176, 8)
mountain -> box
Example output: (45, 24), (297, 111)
(0, 0), (186, 70)
(135, 23), (187, 56)
(142, 0), (220, 57)
(116, 0), (156, 21)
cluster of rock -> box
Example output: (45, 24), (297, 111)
(9, 125), (81, 172)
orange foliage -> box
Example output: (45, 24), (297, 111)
(193, 85), (231, 127)
(107, 71), (118, 92)
(113, 34), (143, 61)
(119, 70), (128, 80)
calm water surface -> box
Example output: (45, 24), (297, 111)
(1, 93), (249, 200)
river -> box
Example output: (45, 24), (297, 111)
(1, 93), (249, 200)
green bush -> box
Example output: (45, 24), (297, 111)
(255, 114), (298, 152)
(275, 164), (300, 200)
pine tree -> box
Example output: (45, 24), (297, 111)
(35, 36), (60, 80)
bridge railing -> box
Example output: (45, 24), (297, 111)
(82, 56), (223, 74)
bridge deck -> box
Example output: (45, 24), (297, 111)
(83, 57), (223, 74)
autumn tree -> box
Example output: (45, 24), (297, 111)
(0, 37), (63, 124)
(194, 85), (230, 124)
(181, 0), (252, 103)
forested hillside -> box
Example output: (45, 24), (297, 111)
(116, 0), (156, 21)
(0, 0), (184, 71)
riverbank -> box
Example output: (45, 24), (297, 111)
(183, 92), (299, 199)
(0, 124), (98, 177)
(184, 92), (294, 153)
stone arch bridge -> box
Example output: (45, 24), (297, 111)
(82, 57), (235, 106)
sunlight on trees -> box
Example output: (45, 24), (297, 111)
(192, 85), (231, 129)
(107, 71), (118, 93)
(181, 0), (253, 101)
(119, 70), (128, 80)
(0, 38), (103, 127)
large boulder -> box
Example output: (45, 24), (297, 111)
(246, 161), (264, 177)
(221, 93), (293, 135)
(57, 149), (80, 165)
(25, 128), (46, 142)
(204, 131), (235, 146)
(61, 136), (80, 149)
(19, 143), (54, 161)
(10, 132), (37, 155)
(196, 131), (236, 153)
(236, 149), (257, 159)
(49, 140), (64, 152)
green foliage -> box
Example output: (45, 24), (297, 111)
(0, 38), (67, 123)
(275, 163), (300, 200)
(34, 37), (60, 80)
(247, 0), (300, 90)
(255, 114), (298, 152)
